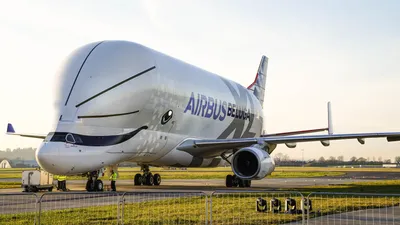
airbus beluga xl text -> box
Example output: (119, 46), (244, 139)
(6, 40), (400, 191)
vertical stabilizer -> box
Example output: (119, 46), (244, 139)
(247, 56), (268, 108)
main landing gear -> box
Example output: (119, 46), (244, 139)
(221, 152), (252, 188)
(86, 170), (104, 192)
(225, 174), (251, 188)
(134, 165), (161, 186)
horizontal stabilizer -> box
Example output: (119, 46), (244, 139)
(5, 123), (47, 139)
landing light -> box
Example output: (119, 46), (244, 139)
(256, 197), (267, 212)
(270, 197), (282, 213)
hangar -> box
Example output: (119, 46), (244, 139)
(0, 159), (39, 168)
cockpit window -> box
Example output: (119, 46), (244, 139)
(50, 133), (66, 142)
(65, 133), (76, 143)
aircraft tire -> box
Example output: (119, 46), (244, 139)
(154, 173), (161, 186)
(134, 174), (142, 186)
(238, 179), (245, 187)
(146, 174), (154, 186)
(226, 175), (233, 187)
(232, 175), (239, 187)
(86, 180), (94, 192)
(244, 180), (251, 188)
(95, 180), (103, 192)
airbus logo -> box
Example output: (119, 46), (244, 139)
(183, 92), (251, 121)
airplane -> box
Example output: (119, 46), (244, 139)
(5, 40), (400, 191)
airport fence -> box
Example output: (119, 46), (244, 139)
(1, 191), (400, 224)
(37, 192), (120, 225)
(305, 192), (400, 225)
(119, 191), (208, 224)
(0, 193), (38, 224)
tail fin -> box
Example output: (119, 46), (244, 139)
(247, 56), (268, 108)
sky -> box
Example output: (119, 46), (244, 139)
(0, 0), (399, 161)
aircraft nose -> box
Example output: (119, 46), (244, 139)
(35, 142), (61, 174)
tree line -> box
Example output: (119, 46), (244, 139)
(273, 152), (400, 166)
(0, 147), (36, 160)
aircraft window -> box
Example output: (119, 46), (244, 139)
(51, 133), (66, 142)
(65, 133), (76, 143)
(42, 133), (53, 142)
(161, 110), (173, 125)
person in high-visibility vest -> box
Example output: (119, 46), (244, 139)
(109, 170), (117, 191)
(58, 175), (67, 191)
(54, 175), (60, 190)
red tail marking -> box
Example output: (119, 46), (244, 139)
(247, 73), (258, 89)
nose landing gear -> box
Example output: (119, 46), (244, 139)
(85, 170), (104, 192)
(134, 165), (162, 186)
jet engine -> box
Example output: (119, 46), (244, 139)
(231, 146), (275, 180)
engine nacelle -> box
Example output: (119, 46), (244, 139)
(231, 146), (276, 180)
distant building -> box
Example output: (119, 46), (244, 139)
(0, 159), (39, 168)
(0, 159), (12, 168)
(382, 163), (400, 168)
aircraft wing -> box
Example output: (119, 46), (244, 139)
(6, 123), (47, 139)
(177, 132), (400, 158)
(262, 128), (328, 137)
(262, 102), (333, 137)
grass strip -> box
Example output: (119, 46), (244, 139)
(1, 193), (399, 225)
(285, 180), (400, 195)
(0, 182), (21, 189)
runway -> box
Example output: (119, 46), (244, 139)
(47, 176), (382, 191)
(2, 169), (400, 193)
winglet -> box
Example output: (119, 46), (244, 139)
(328, 102), (333, 135)
(7, 123), (15, 133)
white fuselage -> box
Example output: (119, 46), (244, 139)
(36, 40), (264, 175)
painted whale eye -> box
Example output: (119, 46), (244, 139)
(161, 110), (173, 125)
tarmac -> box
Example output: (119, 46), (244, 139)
(2, 170), (399, 193)
(0, 177), (384, 193)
